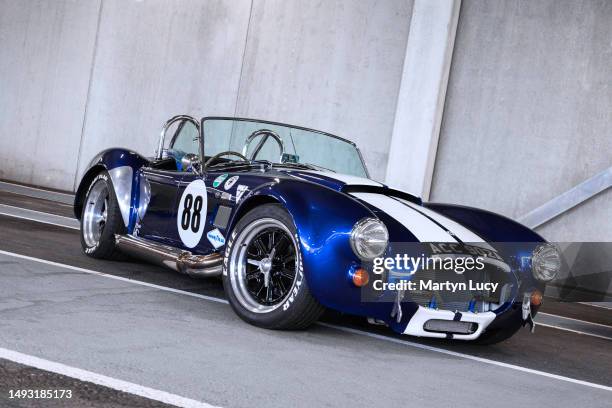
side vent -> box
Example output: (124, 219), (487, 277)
(213, 205), (232, 228)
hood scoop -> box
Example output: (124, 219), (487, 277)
(343, 184), (422, 205)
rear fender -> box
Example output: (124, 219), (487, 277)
(73, 148), (149, 232)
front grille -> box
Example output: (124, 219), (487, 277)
(403, 265), (511, 312)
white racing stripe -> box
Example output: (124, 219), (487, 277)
(350, 192), (456, 242)
(396, 198), (494, 249)
(1, 249), (610, 392)
(0, 347), (221, 408)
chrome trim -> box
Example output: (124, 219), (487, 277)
(82, 180), (109, 247)
(180, 153), (202, 175)
(136, 176), (151, 228)
(115, 234), (222, 277)
(350, 217), (389, 261)
(107, 166), (133, 227)
(355, 146), (371, 178)
(518, 166), (611, 229)
(227, 218), (299, 314)
(157, 115), (201, 160)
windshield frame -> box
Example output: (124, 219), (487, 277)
(200, 116), (370, 178)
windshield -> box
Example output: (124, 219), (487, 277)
(202, 118), (368, 178)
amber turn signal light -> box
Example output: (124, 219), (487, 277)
(352, 268), (369, 287)
(530, 290), (543, 306)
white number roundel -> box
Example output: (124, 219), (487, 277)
(177, 179), (208, 248)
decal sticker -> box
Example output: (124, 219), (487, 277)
(212, 174), (228, 188)
(224, 175), (239, 190)
(177, 179), (208, 248)
(207, 228), (225, 249)
(236, 185), (249, 202)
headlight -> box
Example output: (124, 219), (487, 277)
(531, 244), (561, 282)
(350, 218), (388, 260)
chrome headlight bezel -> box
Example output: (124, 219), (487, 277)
(350, 217), (389, 261)
(531, 243), (561, 282)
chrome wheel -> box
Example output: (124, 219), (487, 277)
(228, 218), (298, 314)
(82, 180), (109, 247)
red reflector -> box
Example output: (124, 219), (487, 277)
(352, 268), (369, 287)
(531, 290), (543, 306)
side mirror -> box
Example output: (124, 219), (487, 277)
(181, 153), (202, 174)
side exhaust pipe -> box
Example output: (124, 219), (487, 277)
(115, 235), (222, 277)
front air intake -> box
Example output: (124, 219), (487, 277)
(423, 319), (478, 335)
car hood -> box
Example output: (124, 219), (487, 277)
(279, 168), (496, 247)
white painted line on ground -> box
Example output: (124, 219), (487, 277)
(0, 211), (79, 230)
(535, 323), (612, 342)
(0, 347), (220, 408)
(0, 250), (228, 305)
(580, 302), (612, 311)
(0, 204), (79, 230)
(0, 180), (74, 205)
(538, 312), (612, 329)
(0, 204), (75, 221)
(316, 323), (612, 392)
(0, 249), (610, 392)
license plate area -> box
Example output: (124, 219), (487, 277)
(423, 319), (478, 335)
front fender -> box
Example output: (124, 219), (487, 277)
(74, 148), (149, 229)
(230, 179), (391, 316)
(425, 202), (547, 295)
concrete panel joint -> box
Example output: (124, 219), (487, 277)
(385, 0), (461, 198)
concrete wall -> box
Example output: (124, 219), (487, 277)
(431, 0), (612, 241)
(235, 0), (413, 181)
(74, 0), (252, 188)
(0, 0), (101, 190)
(1, 0), (609, 241)
(0, 0), (413, 190)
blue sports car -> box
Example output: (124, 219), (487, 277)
(74, 116), (560, 344)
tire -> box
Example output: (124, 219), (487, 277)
(80, 171), (126, 259)
(223, 204), (325, 330)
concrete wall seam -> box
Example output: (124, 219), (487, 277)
(385, 0), (462, 198)
(73, 0), (105, 192)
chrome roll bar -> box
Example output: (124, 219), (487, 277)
(242, 129), (285, 162)
(156, 115), (200, 160)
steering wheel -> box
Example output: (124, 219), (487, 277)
(242, 129), (284, 161)
(203, 151), (249, 169)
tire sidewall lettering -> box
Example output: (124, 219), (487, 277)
(223, 230), (237, 276)
(282, 233), (303, 312)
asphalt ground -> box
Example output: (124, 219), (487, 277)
(0, 358), (172, 408)
(0, 185), (610, 407)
